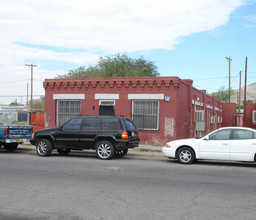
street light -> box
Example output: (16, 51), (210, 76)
(25, 64), (37, 111)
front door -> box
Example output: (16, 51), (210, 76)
(54, 118), (82, 147)
(199, 129), (232, 160)
(99, 106), (115, 115)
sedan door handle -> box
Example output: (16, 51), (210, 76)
(222, 143), (229, 145)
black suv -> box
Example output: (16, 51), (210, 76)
(30, 116), (140, 160)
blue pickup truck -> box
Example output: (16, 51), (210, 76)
(0, 125), (33, 152)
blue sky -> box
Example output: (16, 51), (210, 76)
(0, 0), (255, 104)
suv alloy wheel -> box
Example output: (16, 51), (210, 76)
(36, 138), (53, 157)
(96, 140), (115, 160)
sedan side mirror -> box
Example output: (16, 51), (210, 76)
(204, 136), (209, 141)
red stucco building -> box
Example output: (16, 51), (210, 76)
(43, 77), (222, 145)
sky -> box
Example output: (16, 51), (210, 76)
(0, 0), (256, 105)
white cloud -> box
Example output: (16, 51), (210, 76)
(0, 0), (244, 104)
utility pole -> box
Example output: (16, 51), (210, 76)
(26, 83), (29, 109)
(243, 57), (248, 127)
(225, 57), (232, 102)
(25, 64), (37, 111)
(238, 71), (241, 126)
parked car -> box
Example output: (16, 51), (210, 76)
(0, 125), (33, 152)
(30, 115), (140, 160)
(162, 127), (256, 164)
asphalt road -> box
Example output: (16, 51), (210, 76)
(1, 145), (256, 220)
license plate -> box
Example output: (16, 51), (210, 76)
(131, 132), (135, 137)
(6, 139), (23, 143)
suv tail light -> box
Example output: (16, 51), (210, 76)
(121, 131), (128, 139)
(4, 128), (8, 136)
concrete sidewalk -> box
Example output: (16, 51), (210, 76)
(138, 144), (163, 151)
(128, 144), (166, 161)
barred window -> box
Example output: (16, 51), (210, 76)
(57, 100), (81, 126)
(132, 100), (159, 130)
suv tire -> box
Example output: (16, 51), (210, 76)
(115, 149), (128, 158)
(96, 140), (115, 160)
(57, 148), (71, 155)
(36, 138), (53, 157)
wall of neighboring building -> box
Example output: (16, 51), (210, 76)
(221, 103), (237, 127)
(244, 103), (256, 129)
(43, 76), (222, 145)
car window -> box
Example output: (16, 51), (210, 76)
(233, 129), (253, 140)
(81, 118), (101, 130)
(254, 132), (256, 139)
(209, 129), (231, 140)
(102, 118), (120, 130)
(62, 118), (83, 130)
(122, 118), (136, 130)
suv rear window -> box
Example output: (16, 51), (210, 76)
(122, 118), (136, 130)
(81, 118), (101, 130)
(102, 118), (120, 130)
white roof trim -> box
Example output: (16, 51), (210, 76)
(128, 94), (164, 100)
(53, 94), (85, 100)
(95, 94), (119, 100)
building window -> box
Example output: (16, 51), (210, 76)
(195, 110), (205, 121)
(57, 100), (81, 126)
(132, 100), (159, 130)
(210, 116), (216, 124)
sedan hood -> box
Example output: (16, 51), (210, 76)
(166, 138), (200, 146)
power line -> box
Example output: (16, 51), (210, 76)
(0, 95), (43, 97)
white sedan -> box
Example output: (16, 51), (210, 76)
(162, 127), (256, 164)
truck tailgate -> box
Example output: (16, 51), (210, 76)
(8, 125), (33, 139)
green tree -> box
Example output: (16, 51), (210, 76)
(57, 53), (159, 78)
(212, 86), (234, 102)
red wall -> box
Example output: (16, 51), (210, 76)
(244, 103), (256, 129)
(43, 77), (222, 146)
(221, 103), (237, 127)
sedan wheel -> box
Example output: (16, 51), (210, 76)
(177, 147), (195, 164)
(96, 141), (115, 160)
(36, 139), (53, 157)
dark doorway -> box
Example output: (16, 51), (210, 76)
(99, 106), (115, 116)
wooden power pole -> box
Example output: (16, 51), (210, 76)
(25, 64), (37, 111)
(225, 57), (232, 102)
(243, 57), (248, 127)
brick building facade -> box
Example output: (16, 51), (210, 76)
(43, 77), (222, 145)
